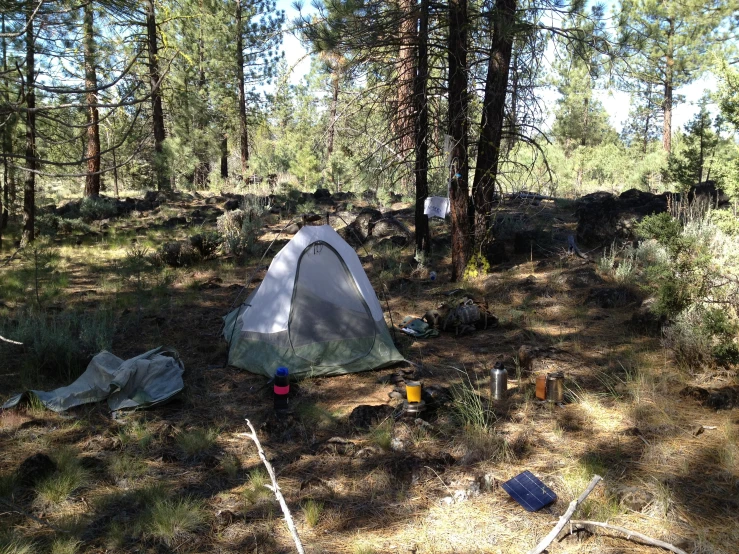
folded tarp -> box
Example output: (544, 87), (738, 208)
(1, 347), (184, 413)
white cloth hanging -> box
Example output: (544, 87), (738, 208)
(424, 196), (449, 219)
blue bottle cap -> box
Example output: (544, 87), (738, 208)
(276, 366), (289, 377)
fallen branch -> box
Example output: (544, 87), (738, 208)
(243, 419), (306, 554)
(526, 474), (602, 554)
(567, 520), (688, 554)
(0, 334), (23, 345)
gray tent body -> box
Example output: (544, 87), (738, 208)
(224, 225), (404, 378)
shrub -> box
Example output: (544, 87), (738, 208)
(189, 231), (222, 258)
(157, 241), (201, 267)
(216, 197), (270, 256)
(80, 196), (118, 222)
(635, 211), (739, 366)
(0, 308), (116, 382)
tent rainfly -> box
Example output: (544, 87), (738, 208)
(223, 225), (405, 378)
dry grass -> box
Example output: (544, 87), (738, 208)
(1, 193), (737, 554)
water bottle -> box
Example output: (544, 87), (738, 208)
(491, 362), (508, 401)
(274, 366), (290, 412)
(429, 271), (437, 281)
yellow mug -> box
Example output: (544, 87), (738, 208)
(405, 381), (422, 403)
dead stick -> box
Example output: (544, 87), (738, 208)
(567, 520), (688, 554)
(243, 419), (306, 554)
(0, 334), (22, 345)
(526, 474), (602, 554)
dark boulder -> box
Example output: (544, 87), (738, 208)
(482, 240), (509, 265)
(17, 452), (57, 487)
(313, 188), (332, 200)
(688, 180), (730, 207)
(565, 267), (604, 288)
(348, 404), (395, 429)
(576, 189), (670, 247)
(586, 287), (639, 309)
(224, 199), (240, 211)
(372, 217), (411, 239)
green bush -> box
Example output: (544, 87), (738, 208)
(80, 197), (118, 222)
(0, 308), (116, 382)
(635, 211), (739, 367)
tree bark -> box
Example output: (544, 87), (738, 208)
(21, 8), (35, 246)
(83, 0), (101, 197)
(1, 13), (8, 243)
(220, 134), (228, 178)
(146, 0), (168, 190)
(395, 0), (416, 191)
(471, 0), (515, 243)
(448, 0), (470, 281)
(236, 0), (249, 179)
(414, 0), (430, 255)
(662, 16), (674, 154)
(327, 71), (339, 164)
(193, 0), (210, 189)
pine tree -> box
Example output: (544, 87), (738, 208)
(617, 0), (732, 154)
(668, 97), (719, 188)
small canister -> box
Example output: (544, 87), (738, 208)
(274, 366), (290, 412)
(546, 371), (565, 403)
(535, 374), (547, 400)
(491, 362), (508, 401)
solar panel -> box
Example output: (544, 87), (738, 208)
(501, 470), (557, 512)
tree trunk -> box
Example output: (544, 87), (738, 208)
(472, 0), (515, 244)
(662, 17), (674, 154)
(220, 134), (228, 178)
(83, 1), (101, 197)
(1, 13), (8, 243)
(21, 9), (35, 246)
(395, 0), (416, 191)
(236, 0), (249, 179)
(448, 0), (470, 281)
(414, 0), (430, 255)
(193, 0), (210, 189)
(146, 0), (168, 190)
(327, 71), (339, 163)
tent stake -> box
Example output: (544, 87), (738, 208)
(243, 419), (306, 554)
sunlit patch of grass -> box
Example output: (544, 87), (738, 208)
(0, 535), (35, 554)
(35, 448), (89, 506)
(242, 468), (272, 504)
(108, 454), (148, 482)
(50, 538), (81, 554)
(144, 496), (205, 547)
(176, 426), (218, 458)
(352, 543), (378, 554)
(302, 498), (324, 527)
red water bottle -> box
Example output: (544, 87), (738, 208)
(274, 366), (289, 412)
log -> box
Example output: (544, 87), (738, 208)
(567, 520), (688, 554)
(242, 419), (306, 554)
(526, 474), (602, 554)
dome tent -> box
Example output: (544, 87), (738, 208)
(223, 225), (405, 378)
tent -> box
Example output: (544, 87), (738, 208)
(223, 225), (405, 378)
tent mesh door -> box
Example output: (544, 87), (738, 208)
(288, 242), (376, 365)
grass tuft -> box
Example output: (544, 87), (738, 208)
(242, 468), (272, 504)
(50, 538), (81, 554)
(176, 426), (218, 457)
(369, 420), (393, 451)
(108, 454), (148, 481)
(145, 496), (204, 547)
(302, 498), (324, 527)
(35, 448), (88, 506)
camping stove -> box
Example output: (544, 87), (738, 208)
(402, 400), (426, 416)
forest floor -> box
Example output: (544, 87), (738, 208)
(0, 190), (737, 554)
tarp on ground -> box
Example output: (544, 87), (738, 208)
(1, 347), (184, 412)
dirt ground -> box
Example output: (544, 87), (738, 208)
(1, 192), (737, 554)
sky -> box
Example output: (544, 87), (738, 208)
(275, 0), (719, 134)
